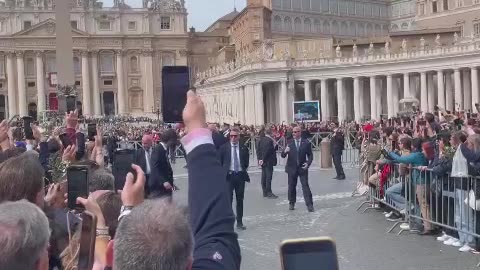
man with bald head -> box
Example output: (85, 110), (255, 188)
(136, 134), (154, 196)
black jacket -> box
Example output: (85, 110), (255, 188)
(185, 137), (241, 269)
(219, 143), (250, 182)
(281, 139), (314, 175)
(135, 148), (151, 175)
(149, 143), (174, 196)
(256, 136), (278, 167)
(331, 132), (345, 156)
(212, 131), (228, 150)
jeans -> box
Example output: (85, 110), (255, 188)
(455, 189), (475, 245)
(386, 182), (405, 210)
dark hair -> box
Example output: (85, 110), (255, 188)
(0, 147), (26, 164)
(383, 127), (394, 137)
(422, 142), (435, 160)
(412, 138), (424, 152)
(438, 131), (451, 147)
(425, 113), (435, 123)
(400, 137), (412, 150)
(97, 191), (122, 238)
(454, 131), (468, 144)
(0, 153), (44, 204)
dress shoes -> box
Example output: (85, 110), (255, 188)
(289, 203), (295, 211)
(236, 223), (247, 230)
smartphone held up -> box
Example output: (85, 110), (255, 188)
(280, 237), (339, 270)
(67, 165), (89, 210)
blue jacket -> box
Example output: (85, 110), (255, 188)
(389, 151), (427, 184)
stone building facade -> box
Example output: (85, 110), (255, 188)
(0, 0), (189, 119)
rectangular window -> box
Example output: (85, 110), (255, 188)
(0, 56), (5, 76)
(128, 21), (137, 30)
(100, 54), (114, 73)
(103, 80), (113, 86)
(75, 81), (81, 86)
(160, 16), (171, 30)
(443, 0), (449, 10)
(419, 3), (425, 15)
(474, 22), (480, 36)
(98, 21), (112, 31)
(23, 20), (32, 30)
(71, 21), (78, 30)
(26, 58), (35, 77)
(432, 1), (438, 13)
(27, 82), (36, 88)
(46, 55), (56, 73)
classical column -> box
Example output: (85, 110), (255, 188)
(337, 78), (345, 122)
(463, 69), (472, 111)
(445, 72), (454, 111)
(376, 79), (382, 118)
(359, 79), (365, 119)
(91, 51), (101, 116)
(280, 81), (288, 123)
(16, 51), (27, 117)
(454, 68), (462, 110)
(6, 52), (17, 117)
(403, 73), (410, 98)
(116, 50), (126, 114)
(304, 80), (312, 101)
(353, 77), (361, 122)
(254, 83), (265, 125)
(437, 70), (445, 109)
(387, 75), (394, 118)
(320, 79), (329, 121)
(392, 77), (399, 115)
(35, 51), (46, 113)
(81, 51), (91, 116)
(238, 87), (245, 124)
(427, 73), (435, 112)
(472, 67), (479, 109)
(370, 76), (377, 120)
(420, 72), (428, 113)
(142, 49), (155, 114)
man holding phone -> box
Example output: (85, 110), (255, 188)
(281, 126), (314, 212)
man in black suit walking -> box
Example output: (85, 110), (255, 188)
(149, 131), (174, 198)
(331, 126), (346, 180)
(219, 127), (250, 230)
(209, 123), (228, 150)
(257, 127), (278, 199)
(281, 126), (314, 212)
(135, 134), (154, 197)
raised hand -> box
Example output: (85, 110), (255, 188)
(182, 90), (206, 132)
(121, 164), (146, 207)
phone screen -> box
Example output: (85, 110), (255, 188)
(112, 149), (136, 190)
(78, 211), (97, 270)
(88, 123), (97, 141)
(23, 116), (34, 140)
(281, 238), (339, 270)
(67, 166), (89, 210)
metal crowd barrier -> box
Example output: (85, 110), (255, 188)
(357, 164), (480, 255)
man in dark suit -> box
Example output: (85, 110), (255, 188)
(281, 126), (314, 212)
(257, 127), (278, 199)
(135, 134), (153, 197)
(219, 127), (250, 230)
(149, 132), (174, 198)
(331, 126), (346, 180)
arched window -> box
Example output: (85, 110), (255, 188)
(294, 17), (302, 32)
(284, 17), (292, 32)
(314, 19), (321, 33)
(274, 16), (282, 31)
(366, 23), (373, 35)
(341, 22), (348, 35)
(401, 22), (408, 30)
(332, 20), (339, 34)
(323, 21), (330, 34)
(130, 56), (139, 73)
(304, 18), (312, 33)
(374, 24), (381, 36)
(350, 22), (356, 36)
(357, 23), (365, 36)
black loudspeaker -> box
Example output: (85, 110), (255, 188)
(162, 66), (190, 123)
(112, 149), (136, 190)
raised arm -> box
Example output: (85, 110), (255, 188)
(182, 91), (241, 270)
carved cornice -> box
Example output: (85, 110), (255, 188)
(115, 49), (127, 56)
(141, 49), (154, 57)
(15, 51), (24, 57)
(34, 50), (44, 57)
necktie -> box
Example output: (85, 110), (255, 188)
(296, 140), (301, 164)
(233, 145), (240, 172)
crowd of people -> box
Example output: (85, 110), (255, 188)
(357, 110), (480, 253)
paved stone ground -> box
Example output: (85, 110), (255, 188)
(170, 159), (479, 270)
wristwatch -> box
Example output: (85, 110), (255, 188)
(118, 205), (134, 221)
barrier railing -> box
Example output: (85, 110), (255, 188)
(358, 163), (480, 257)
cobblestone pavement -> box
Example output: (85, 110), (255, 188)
(171, 160), (479, 270)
